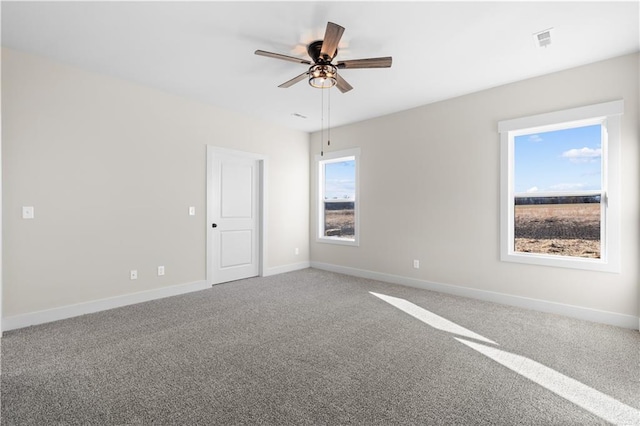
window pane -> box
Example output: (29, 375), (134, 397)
(324, 201), (355, 238)
(514, 194), (601, 259)
(323, 159), (355, 239)
(514, 125), (602, 194)
(513, 125), (602, 259)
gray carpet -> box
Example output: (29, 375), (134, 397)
(2, 268), (639, 425)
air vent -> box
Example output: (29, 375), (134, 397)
(533, 28), (554, 48)
(292, 113), (307, 119)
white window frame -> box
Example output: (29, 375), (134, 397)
(498, 100), (623, 273)
(316, 148), (360, 246)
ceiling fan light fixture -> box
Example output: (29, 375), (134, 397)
(256, 21), (391, 93)
(309, 64), (337, 89)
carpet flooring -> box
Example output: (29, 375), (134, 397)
(2, 268), (639, 425)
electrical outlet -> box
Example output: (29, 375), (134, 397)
(158, 266), (165, 276)
(413, 260), (420, 269)
(130, 270), (138, 280)
(22, 206), (35, 219)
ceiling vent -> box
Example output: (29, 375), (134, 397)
(533, 28), (554, 48)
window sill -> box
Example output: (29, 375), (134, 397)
(501, 251), (619, 273)
(317, 236), (359, 247)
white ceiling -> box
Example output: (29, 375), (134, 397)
(2, 1), (638, 133)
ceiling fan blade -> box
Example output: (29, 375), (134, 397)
(336, 57), (393, 69)
(335, 74), (353, 93)
(278, 71), (309, 88)
(255, 50), (311, 65)
(320, 22), (345, 60)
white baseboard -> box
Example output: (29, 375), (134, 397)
(3, 280), (210, 332)
(5, 263), (636, 332)
(263, 261), (310, 277)
(310, 261), (639, 330)
(3, 262), (311, 332)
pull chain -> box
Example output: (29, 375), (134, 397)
(327, 86), (331, 147)
(320, 85), (324, 156)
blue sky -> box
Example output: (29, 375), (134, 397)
(324, 160), (355, 200)
(514, 124), (602, 194)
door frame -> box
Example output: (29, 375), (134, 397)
(206, 145), (267, 285)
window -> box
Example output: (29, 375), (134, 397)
(316, 148), (360, 246)
(498, 100), (622, 272)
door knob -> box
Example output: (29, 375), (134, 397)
(212, 223), (218, 228)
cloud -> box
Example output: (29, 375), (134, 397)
(561, 147), (601, 163)
(325, 178), (355, 199)
(549, 183), (586, 191)
(528, 135), (543, 143)
(526, 186), (539, 193)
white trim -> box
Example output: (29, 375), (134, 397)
(310, 262), (639, 330)
(0, 10), (3, 336)
(206, 146), (268, 284)
(514, 190), (602, 199)
(263, 261), (311, 277)
(3, 263), (309, 331)
(498, 100), (623, 133)
(2, 280), (210, 332)
(4, 265), (636, 332)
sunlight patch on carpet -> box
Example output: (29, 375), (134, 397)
(371, 291), (640, 425)
(369, 291), (497, 345)
(456, 338), (640, 425)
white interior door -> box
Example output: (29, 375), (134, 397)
(208, 148), (261, 284)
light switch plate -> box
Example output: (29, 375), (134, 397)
(22, 206), (35, 219)
(189, 206), (196, 216)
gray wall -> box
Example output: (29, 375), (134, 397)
(3, 48), (310, 318)
(311, 53), (639, 321)
(3, 47), (638, 327)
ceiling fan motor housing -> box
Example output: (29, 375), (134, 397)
(308, 40), (336, 64)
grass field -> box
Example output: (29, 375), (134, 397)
(325, 209), (355, 238)
(514, 203), (600, 258)
(324, 204), (600, 257)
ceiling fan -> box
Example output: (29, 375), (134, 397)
(255, 22), (392, 93)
